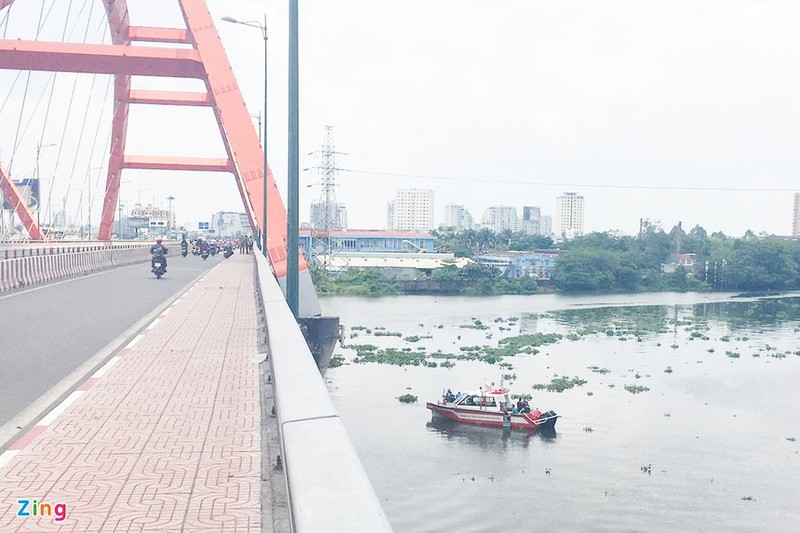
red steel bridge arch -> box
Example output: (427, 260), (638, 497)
(0, 0), (307, 283)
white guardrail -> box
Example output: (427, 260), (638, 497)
(0, 242), (158, 292)
(254, 252), (393, 532)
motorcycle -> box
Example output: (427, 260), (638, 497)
(152, 254), (166, 279)
(201, 248), (210, 261)
(181, 243), (188, 257)
(223, 245), (234, 259)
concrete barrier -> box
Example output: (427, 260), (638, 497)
(0, 259), (15, 291)
(255, 252), (393, 532)
(0, 244), (153, 293)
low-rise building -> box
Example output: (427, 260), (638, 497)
(130, 203), (175, 237)
(300, 229), (435, 256)
(661, 253), (699, 276)
(211, 211), (252, 238)
(316, 252), (472, 280)
(476, 250), (560, 280)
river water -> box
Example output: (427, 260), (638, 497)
(321, 292), (800, 533)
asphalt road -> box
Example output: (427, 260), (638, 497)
(0, 252), (224, 426)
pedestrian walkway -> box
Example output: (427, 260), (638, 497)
(0, 255), (262, 532)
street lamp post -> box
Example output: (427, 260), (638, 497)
(166, 195), (175, 239)
(287, 0), (300, 317)
(222, 15), (269, 260)
(251, 112), (262, 144)
(118, 202), (124, 239)
(135, 189), (148, 239)
(86, 166), (105, 240)
(35, 142), (56, 235)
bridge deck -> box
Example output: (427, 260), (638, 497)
(0, 255), (263, 532)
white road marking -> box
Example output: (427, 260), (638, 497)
(91, 356), (120, 378)
(124, 335), (143, 350)
(0, 450), (19, 469)
(37, 391), (84, 426)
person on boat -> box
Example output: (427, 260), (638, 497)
(455, 391), (462, 400)
(520, 400), (531, 414)
(444, 389), (455, 403)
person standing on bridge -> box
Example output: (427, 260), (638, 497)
(150, 238), (168, 273)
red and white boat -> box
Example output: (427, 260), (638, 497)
(426, 387), (559, 431)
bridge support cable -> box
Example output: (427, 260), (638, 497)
(0, 0), (321, 315)
(36, 0), (77, 229)
(88, 77), (114, 231)
(0, 0), (57, 239)
(64, 2), (106, 237)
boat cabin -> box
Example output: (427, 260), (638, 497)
(451, 388), (512, 411)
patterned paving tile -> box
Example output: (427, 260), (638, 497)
(0, 256), (262, 532)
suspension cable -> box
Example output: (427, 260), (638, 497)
(40, 0), (76, 226)
(38, 0), (59, 35)
(65, 0), (92, 42)
(84, 72), (113, 232)
(0, 72), (23, 116)
(4, 0), (58, 226)
(1, 2), (12, 39)
(66, 1), (99, 234)
(7, 0), (50, 175)
(48, 0), (80, 228)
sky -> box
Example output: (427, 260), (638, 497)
(1, 0), (800, 237)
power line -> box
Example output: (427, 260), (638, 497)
(343, 169), (798, 192)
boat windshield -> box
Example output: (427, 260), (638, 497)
(457, 395), (497, 407)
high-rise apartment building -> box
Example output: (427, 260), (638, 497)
(482, 205), (518, 233)
(310, 201), (347, 230)
(442, 204), (474, 231)
(387, 189), (434, 231)
(555, 192), (585, 239)
(521, 206), (541, 235)
(793, 192), (800, 237)
(540, 215), (553, 237)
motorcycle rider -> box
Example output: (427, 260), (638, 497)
(198, 237), (210, 257)
(150, 237), (168, 272)
(180, 235), (188, 253)
(222, 240), (234, 258)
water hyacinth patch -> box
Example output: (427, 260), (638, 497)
(532, 376), (587, 393)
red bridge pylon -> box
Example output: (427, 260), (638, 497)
(0, 0), (307, 286)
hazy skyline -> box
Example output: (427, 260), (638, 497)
(1, 1), (800, 237)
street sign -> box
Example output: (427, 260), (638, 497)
(199, 222), (209, 229)
(2, 178), (39, 210)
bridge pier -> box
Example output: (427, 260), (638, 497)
(297, 315), (340, 368)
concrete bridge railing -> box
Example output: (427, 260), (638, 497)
(0, 240), (160, 260)
(255, 252), (393, 532)
(0, 243), (156, 292)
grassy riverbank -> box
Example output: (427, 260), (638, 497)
(311, 265), (549, 296)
